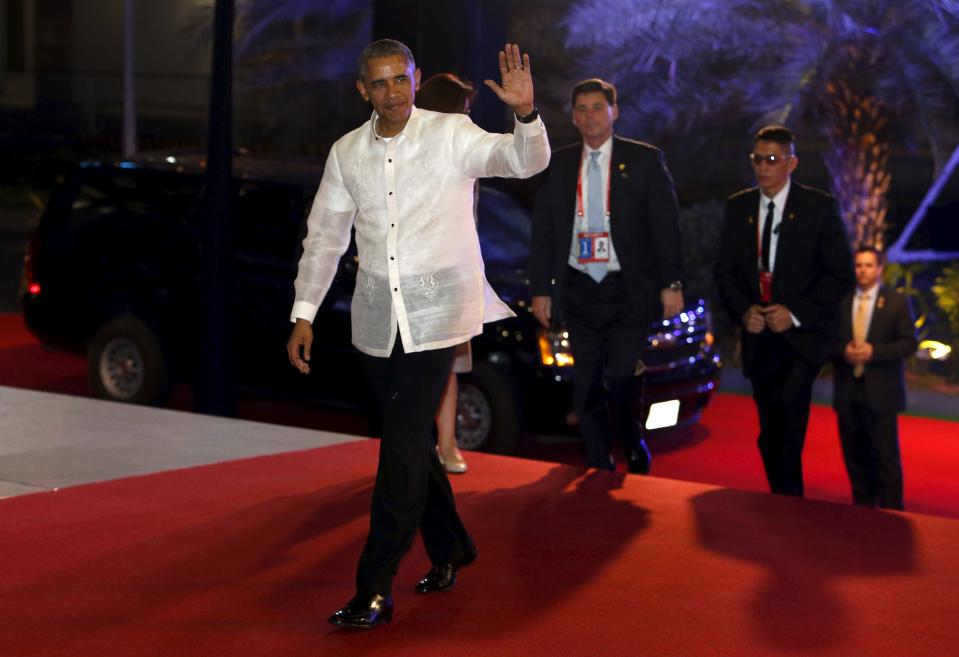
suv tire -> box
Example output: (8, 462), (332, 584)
(88, 316), (172, 405)
(456, 361), (520, 454)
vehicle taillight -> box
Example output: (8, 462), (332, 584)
(21, 231), (41, 297)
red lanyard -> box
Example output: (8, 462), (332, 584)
(575, 148), (612, 218)
(756, 214), (764, 265)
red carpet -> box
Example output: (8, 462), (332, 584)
(3, 312), (958, 517)
(2, 441), (958, 656)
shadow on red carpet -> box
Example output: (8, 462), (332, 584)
(2, 441), (956, 656)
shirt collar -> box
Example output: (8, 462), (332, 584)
(369, 106), (422, 143)
(584, 135), (613, 160)
(760, 179), (791, 210)
(857, 282), (880, 299)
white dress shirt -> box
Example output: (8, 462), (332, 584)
(853, 282), (881, 338)
(567, 136), (621, 272)
(757, 179), (790, 273)
(758, 179), (802, 327)
(291, 106), (550, 357)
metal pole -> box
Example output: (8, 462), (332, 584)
(122, 0), (137, 157)
(195, 0), (236, 416)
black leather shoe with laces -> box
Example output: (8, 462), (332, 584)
(627, 440), (652, 475)
(328, 592), (393, 629)
(414, 547), (477, 594)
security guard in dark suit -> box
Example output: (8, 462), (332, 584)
(833, 246), (918, 510)
(714, 125), (853, 497)
(530, 78), (685, 473)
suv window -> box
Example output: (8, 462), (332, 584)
(234, 180), (310, 266)
(476, 186), (531, 268)
(49, 168), (204, 229)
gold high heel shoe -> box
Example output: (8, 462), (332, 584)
(437, 446), (468, 474)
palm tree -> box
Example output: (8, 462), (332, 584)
(186, 0), (371, 154)
(561, 0), (959, 250)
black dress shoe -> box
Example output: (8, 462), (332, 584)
(414, 547), (477, 594)
(627, 441), (652, 475)
(328, 591), (393, 629)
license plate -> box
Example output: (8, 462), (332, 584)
(645, 400), (680, 430)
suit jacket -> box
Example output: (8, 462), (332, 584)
(713, 182), (853, 373)
(832, 286), (918, 414)
(529, 136), (684, 328)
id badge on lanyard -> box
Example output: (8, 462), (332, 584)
(759, 270), (773, 304)
(577, 231), (611, 263)
(576, 149), (613, 265)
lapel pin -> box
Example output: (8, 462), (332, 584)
(878, 296), (886, 309)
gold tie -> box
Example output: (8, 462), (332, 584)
(852, 293), (870, 378)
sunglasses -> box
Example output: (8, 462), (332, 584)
(749, 153), (793, 166)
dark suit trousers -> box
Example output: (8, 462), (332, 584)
(749, 331), (819, 497)
(837, 379), (904, 510)
(564, 268), (646, 470)
(356, 341), (474, 596)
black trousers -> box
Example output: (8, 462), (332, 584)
(355, 340), (474, 596)
(748, 331), (820, 497)
(563, 267), (646, 470)
(837, 379), (904, 510)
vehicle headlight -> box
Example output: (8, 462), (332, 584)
(649, 299), (710, 349)
(538, 327), (574, 367)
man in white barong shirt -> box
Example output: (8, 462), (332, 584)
(286, 39), (549, 629)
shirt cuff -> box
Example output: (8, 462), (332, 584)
(789, 312), (801, 328)
(513, 113), (546, 134)
(291, 301), (319, 324)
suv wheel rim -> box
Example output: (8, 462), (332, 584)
(455, 383), (492, 451)
(99, 338), (145, 400)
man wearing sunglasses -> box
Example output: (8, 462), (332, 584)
(714, 125), (852, 497)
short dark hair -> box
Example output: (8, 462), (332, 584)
(416, 73), (477, 114)
(571, 78), (617, 108)
(754, 125), (796, 154)
(358, 39), (415, 80)
(855, 245), (884, 266)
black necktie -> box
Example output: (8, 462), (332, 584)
(761, 200), (774, 271)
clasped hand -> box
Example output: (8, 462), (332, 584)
(743, 304), (794, 334)
(844, 341), (874, 364)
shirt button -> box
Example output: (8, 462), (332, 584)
(388, 158), (392, 163)
(389, 192), (393, 196)
(390, 256), (395, 260)
(391, 223), (395, 227)
(393, 287), (398, 291)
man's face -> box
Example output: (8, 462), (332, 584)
(571, 91), (618, 144)
(751, 139), (797, 197)
(356, 55), (420, 127)
(854, 251), (883, 290)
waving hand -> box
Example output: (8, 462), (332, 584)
(484, 43), (535, 117)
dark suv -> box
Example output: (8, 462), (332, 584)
(21, 153), (721, 454)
